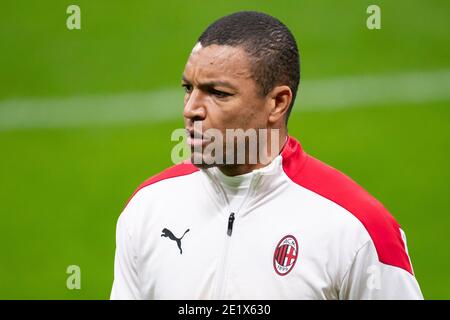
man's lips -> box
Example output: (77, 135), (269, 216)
(186, 129), (210, 147)
(186, 136), (209, 147)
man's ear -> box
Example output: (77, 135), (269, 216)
(268, 85), (292, 124)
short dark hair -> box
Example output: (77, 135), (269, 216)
(198, 11), (300, 123)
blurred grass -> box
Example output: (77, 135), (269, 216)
(0, 103), (448, 299)
(0, 0), (449, 98)
(0, 0), (449, 299)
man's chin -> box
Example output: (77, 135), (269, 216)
(189, 154), (218, 169)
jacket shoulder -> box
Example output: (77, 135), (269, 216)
(124, 162), (199, 208)
(285, 153), (413, 275)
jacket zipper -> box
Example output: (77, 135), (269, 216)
(213, 175), (262, 298)
(214, 219), (234, 298)
(227, 212), (235, 236)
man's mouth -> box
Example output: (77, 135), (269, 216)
(186, 129), (210, 147)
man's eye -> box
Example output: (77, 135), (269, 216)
(182, 84), (193, 94)
(210, 89), (230, 98)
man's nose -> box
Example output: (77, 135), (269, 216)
(183, 89), (206, 122)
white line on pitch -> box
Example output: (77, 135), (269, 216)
(0, 69), (449, 130)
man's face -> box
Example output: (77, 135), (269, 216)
(182, 43), (270, 168)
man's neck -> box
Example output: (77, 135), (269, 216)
(217, 133), (288, 177)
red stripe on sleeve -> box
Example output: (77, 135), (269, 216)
(124, 161), (199, 209)
(281, 136), (413, 275)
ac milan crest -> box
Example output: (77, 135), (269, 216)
(273, 235), (298, 276)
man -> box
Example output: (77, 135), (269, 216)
(111, 11), (423, 299)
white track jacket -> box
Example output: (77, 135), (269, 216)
(111, 136), (423, 299)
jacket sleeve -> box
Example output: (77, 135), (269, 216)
(110, 210), (141, 300)
(339, 238), (423, 300)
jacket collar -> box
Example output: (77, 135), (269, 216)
(199, 135), (307, 216)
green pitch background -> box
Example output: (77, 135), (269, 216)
(0, 0), (449, 299)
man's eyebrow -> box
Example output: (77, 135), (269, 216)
(181, 75), (237, 91)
